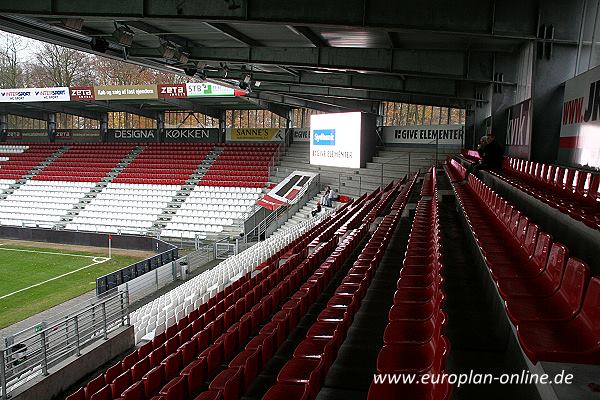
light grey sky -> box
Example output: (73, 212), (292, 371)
(0, 31), (43, 62)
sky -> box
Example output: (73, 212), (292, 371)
(0, 31), (44, 62)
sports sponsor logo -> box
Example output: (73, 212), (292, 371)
(186, 82), (237, 97)
(70, 86), (95, 100)
(158, 84), (187, 98)
(0, 87), (70, 102)
(115, 129), (156, 139)
(228, 128), (284, 141)
(166, 129), (210, 139)
(6, 131), (22, 139)
(312, 129), (336, 145)
(94, 85), (158, 100)
(292, 129), (310, 141)
(109, 129), (157, 140)
(164, 128), (219, 142)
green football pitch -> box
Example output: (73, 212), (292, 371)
(0, 243), (142, 329)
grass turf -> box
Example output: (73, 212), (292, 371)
(0, 244), (142, 329)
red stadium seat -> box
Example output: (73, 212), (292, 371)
(506, 258), (590, 323)
(209, 368), (243, 400)
(517, 277), (600, 364)
(121, 381), (146, 400)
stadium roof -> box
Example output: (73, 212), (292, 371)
(0, 0), (541, 114)
(0, 89), (294, 121)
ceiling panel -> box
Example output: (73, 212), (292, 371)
(313, 28), (389, 48)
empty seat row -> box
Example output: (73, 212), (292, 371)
(0, 145), (57, 179)
(446, 159), (600, 364)
(491, 157), (599, 229)
(264, 178), (413, 400)
(369, 170), (450, 400)
(183, 195), (376, 400)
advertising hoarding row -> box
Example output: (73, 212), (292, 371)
(0, 83), (245, 103)
(105, 128), (220, 142)
(382, 124), (464, 146)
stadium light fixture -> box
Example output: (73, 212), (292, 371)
(183, 65), (198, 77)
(113, 24), (135, 47)
(176, 50), (190, 64)
(160, 41), (177, 60)
(61, 18), (84, 32)
(90, 37), (109, 53)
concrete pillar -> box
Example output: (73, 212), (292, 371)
(286, 109), (293, 146)
(47, 113), (57, 143)
(491, 53), (519, 149)
(218, 110), (227, 143)
(465, 84), (492, 149)
(156, 111), (165, 143)
(530, 0), (585, 163)
(0, 114), (7, 142)
(100, 113), (108, 142)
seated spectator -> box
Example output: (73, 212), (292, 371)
(328, 188), (338, 204)
(321, 187), (332, 207)
(311, 203), (322, 217)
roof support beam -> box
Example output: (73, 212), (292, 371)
(0, 106), (48, 121)
(205, 22), (262, 47)
(156, 98), (223, 119)
(12, 102), (103, 120)
(126, 20), (201, 48)
(247, 92), (359, 114)
(131, 46), (467, 78)
(0, 0), (543, 40)
(252, 86), (475, 109)
(289, 26), (327, 47)
(242, 97), (291, 119)
(85, 101), (158, 119)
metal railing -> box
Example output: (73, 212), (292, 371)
(123, 242), (222, 306)
(215, 237), (237, 259)
(96, 241), (178, 296)
(0, 290), (129, 400)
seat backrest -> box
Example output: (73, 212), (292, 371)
(589, 174), (600, 202)
(558, 258), (590, 315)
(503, 205), (514, 228)
(531, 232), (552, 270)
(509, 211), (521, 236)
(544, 243), (569, 291)
(516, 216), (529, 244)
(522, 223), (539, 257)
(580, 277), (600, 338)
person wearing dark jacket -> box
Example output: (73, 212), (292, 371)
(460, 134), (503, 182)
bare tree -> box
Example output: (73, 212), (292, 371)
(92, 56), (190, 85)
(27, 43), (94, 87)
(0, 33), (25, 88)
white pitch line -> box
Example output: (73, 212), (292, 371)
(0, 258), (110, 301)
(0, 247), (104, 259)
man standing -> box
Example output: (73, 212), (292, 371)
(459, 134), (503, 182)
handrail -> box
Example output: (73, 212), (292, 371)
(0, 290), (129, 399)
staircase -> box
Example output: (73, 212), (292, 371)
(57, 146), (143, 229)
(149, 147), (223, 236)
(270, 142), (448, 197)
(271, 190), (340, 236)
(0, 146), (69, 200)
